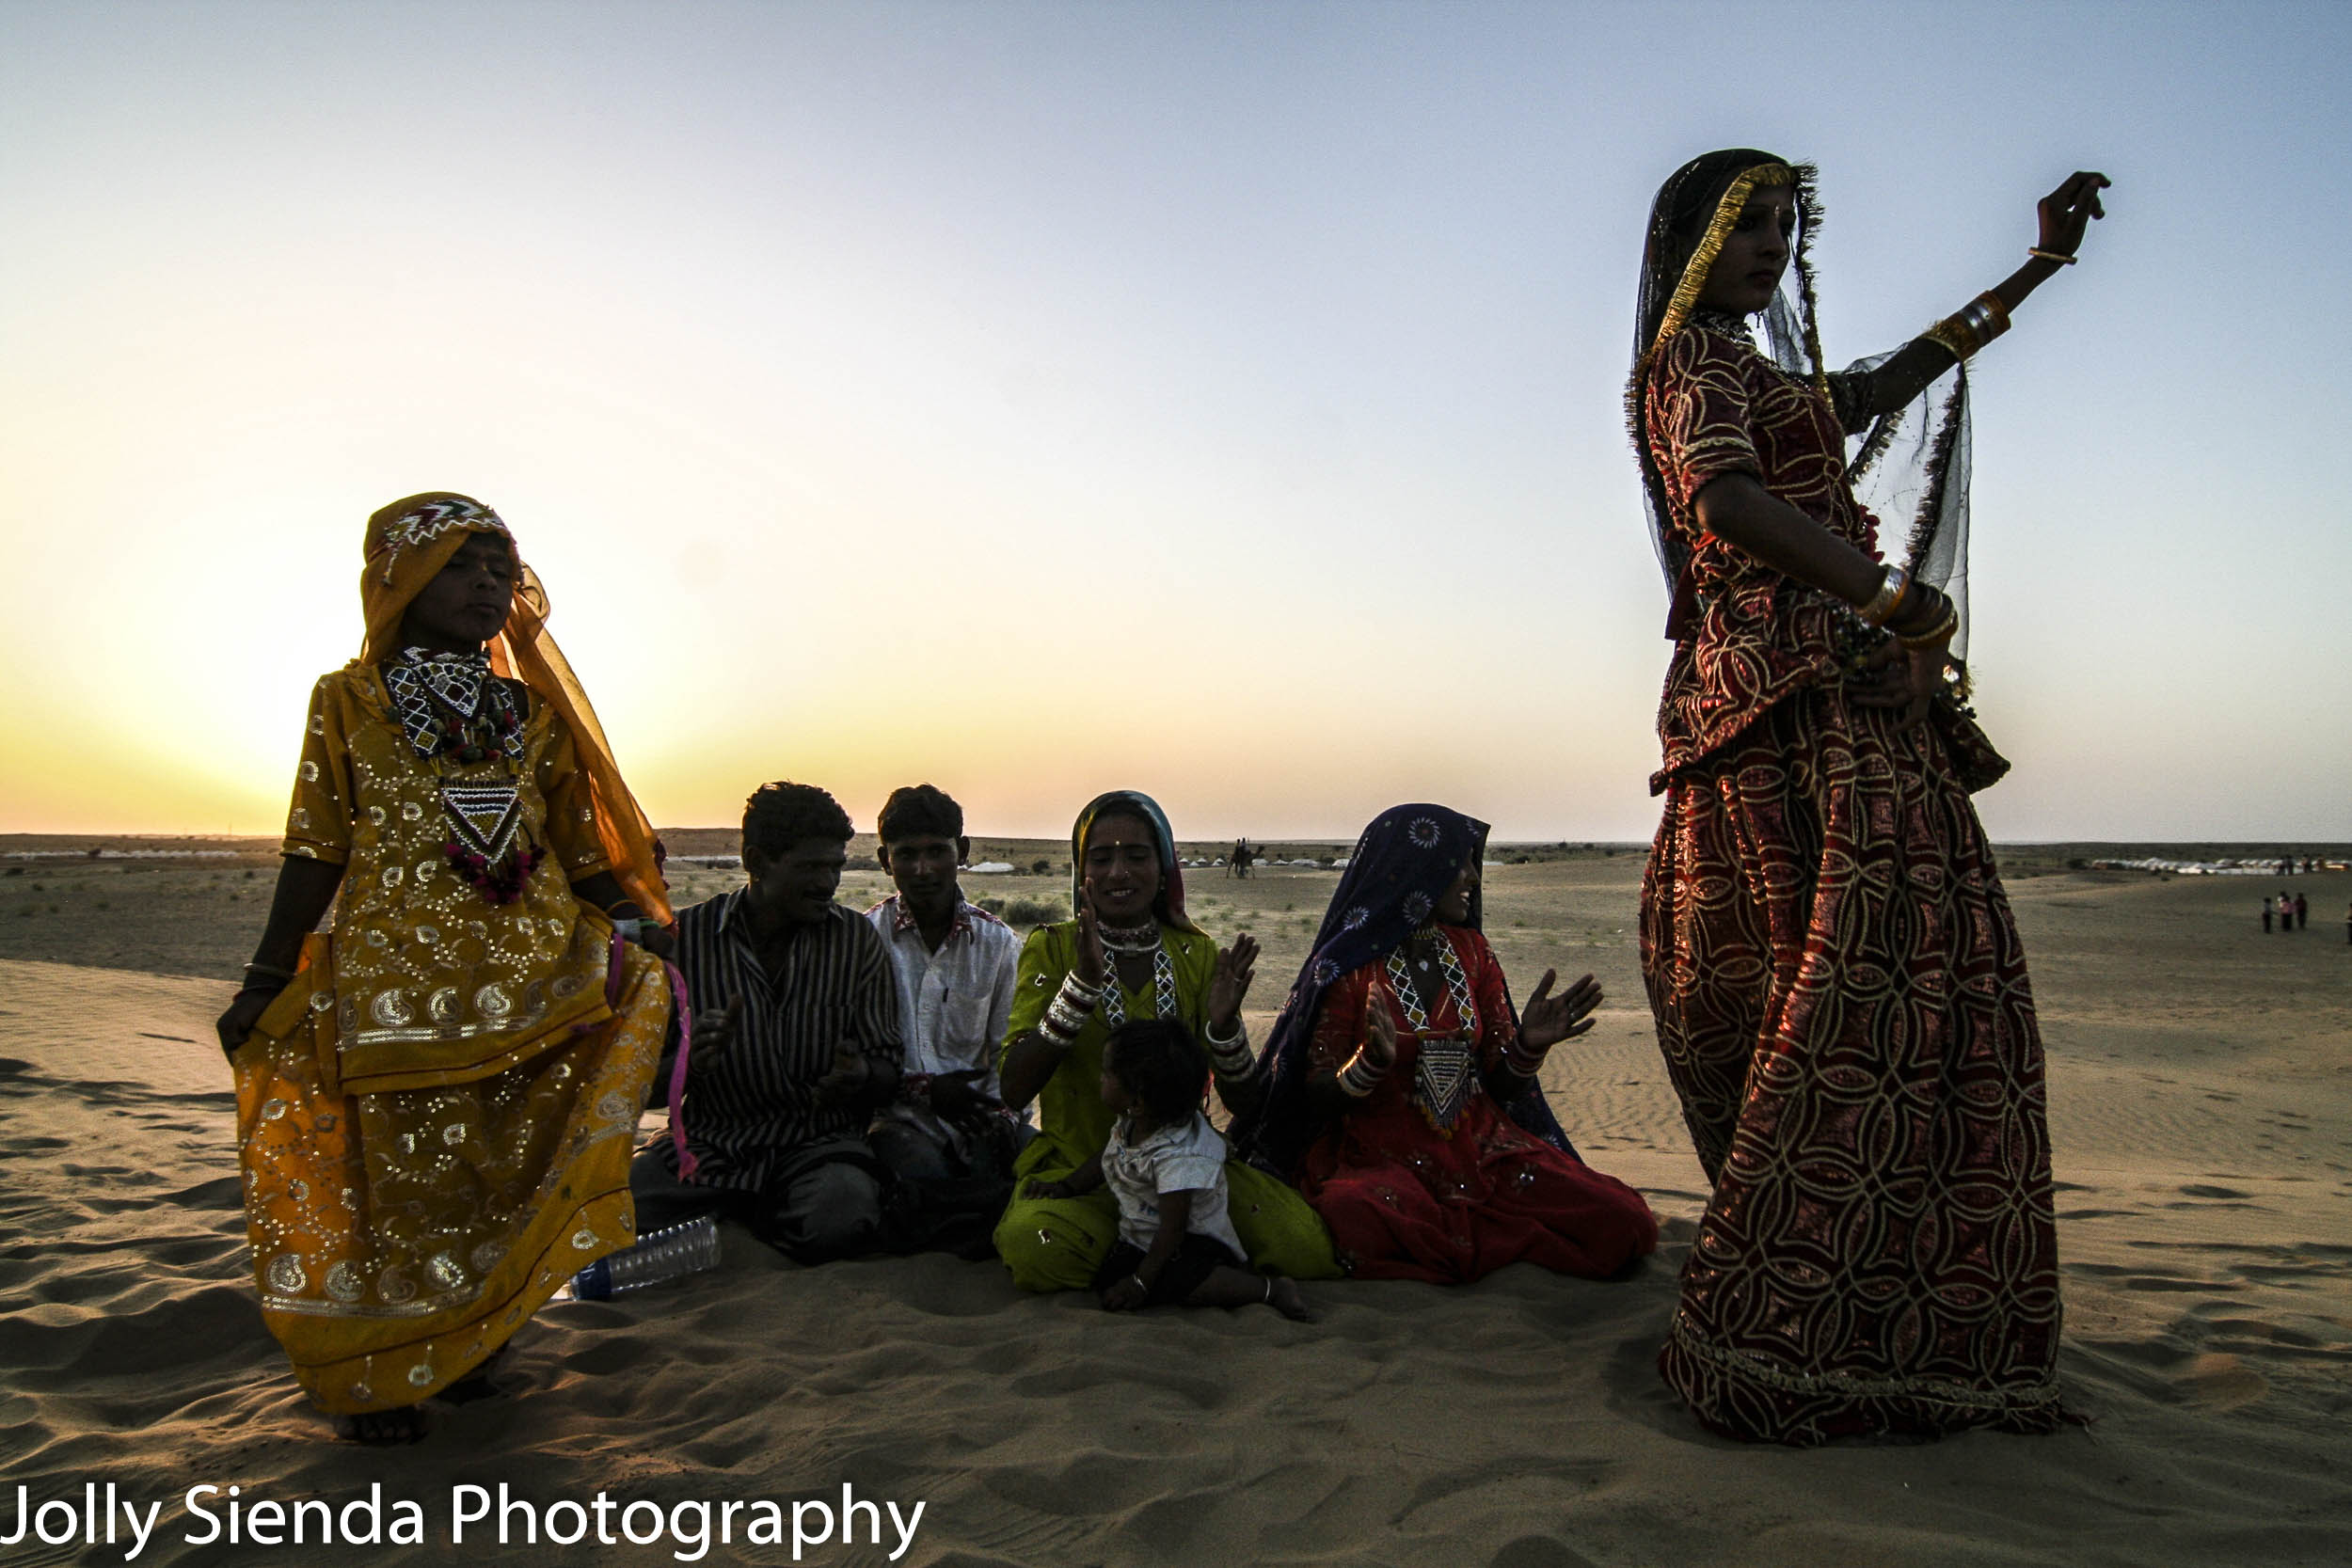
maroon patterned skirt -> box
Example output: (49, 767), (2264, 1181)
(1641, 682), (2064, 1443)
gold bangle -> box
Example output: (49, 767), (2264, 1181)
(1898, 603), (1959, 649)
(1923, 316), (1978, 361)
(2028, 246), (2077, 265)
(1855, 563), (1911, 627)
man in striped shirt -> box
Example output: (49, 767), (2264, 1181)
(630, 783), (902, 1261)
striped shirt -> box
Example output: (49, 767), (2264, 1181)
(665, 890), (901, 1191)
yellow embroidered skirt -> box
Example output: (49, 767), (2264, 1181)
(232, 940), (668, 1414)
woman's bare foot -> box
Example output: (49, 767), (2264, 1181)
(332, 1406), (427, 1445)
(1266, 1277), (1316, 1323)
(440, 1343), (515, 1404)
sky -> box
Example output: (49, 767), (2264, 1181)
(2, 0), (2345, 844)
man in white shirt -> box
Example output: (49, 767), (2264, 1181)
(864, 785), (1029, 1251)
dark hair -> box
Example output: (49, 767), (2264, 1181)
(1104, 1019), (1206, 1125)
(1646, 147), (1787, 287)
(742, 782), (853, 857)
(876, 784), (963, 845)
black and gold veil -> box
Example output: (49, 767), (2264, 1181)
(1628, 150), (1975, 659)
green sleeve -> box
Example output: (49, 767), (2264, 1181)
(1001, 922), (1074, 1074)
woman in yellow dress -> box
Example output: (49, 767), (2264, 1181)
(215, 493), (675, 1442)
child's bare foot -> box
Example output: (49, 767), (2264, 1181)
(1267, 1277), (1316, 1323)
(332, 1406), (427, 1445)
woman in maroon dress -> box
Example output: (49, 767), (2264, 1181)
(1230, 804), (1656, 1283)
(1629, 150), (2107, 1442)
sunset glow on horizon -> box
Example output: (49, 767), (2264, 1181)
(4, 2), (2346, 845)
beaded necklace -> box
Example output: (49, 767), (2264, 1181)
(384, 648), (540, 905)
(1099, 938), (1179, 1029)
(1383, 931), (1479, 1135)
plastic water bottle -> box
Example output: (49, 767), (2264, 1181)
(568, 1216), (721, 1300)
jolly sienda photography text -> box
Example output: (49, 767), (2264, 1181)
(3, 1481), (926, 1561)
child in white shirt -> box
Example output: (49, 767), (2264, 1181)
(1028, 1019), (1313, 1319)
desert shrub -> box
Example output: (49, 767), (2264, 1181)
(976, 896), (1007, 916)
(1001, 896), (1066, 927)
(1030, 859), (1053, 876)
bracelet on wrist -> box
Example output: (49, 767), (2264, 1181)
(1897, 603), (1961, 649)
(1922, 289), (2012, 362)
(1885, 581), (1949, 641)
(1336, 1050), (1387, 1099)
(1501, 1035), (1549, 1080)
(2027, 246), (2077, 265)
(243, 960), (297, 984)
(1853, 563), (1911, 628)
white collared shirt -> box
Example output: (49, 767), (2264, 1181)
(865, 893), (1022, 1108)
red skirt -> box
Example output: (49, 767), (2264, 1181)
(1300, 1086), (1657, 1285)
(1642, 683), (2064, 1443)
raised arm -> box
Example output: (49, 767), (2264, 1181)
(1840, 170), (2110, 421)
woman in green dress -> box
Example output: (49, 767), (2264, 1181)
(993, 791), (1338, 1291)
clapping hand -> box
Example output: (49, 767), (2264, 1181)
(1073, 891), (1107, 989)
(1208, 933), (1258, 1035)
(1518, 970), (1602, 1054)
(1362, 999), (1399, 1072)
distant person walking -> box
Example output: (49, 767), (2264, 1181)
(2295, 893), (2308, 930)
(2262, 896), (2274, 934)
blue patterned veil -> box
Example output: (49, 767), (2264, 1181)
(1227, 804), (1575, 1178)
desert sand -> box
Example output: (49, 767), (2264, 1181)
(3, 842), (2349, 1566)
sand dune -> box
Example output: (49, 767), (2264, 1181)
(4, 858), (2350, 1566)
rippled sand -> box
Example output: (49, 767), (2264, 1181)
(3, 853), (2349, 1566)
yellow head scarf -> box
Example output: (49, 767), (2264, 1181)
(360, 494), (673, 924)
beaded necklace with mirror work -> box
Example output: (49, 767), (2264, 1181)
(1382, 932), (1479, 1135)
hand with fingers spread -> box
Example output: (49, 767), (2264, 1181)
(1518, 969), (1603, 1055)
(1208, 932), (1258, 1036)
